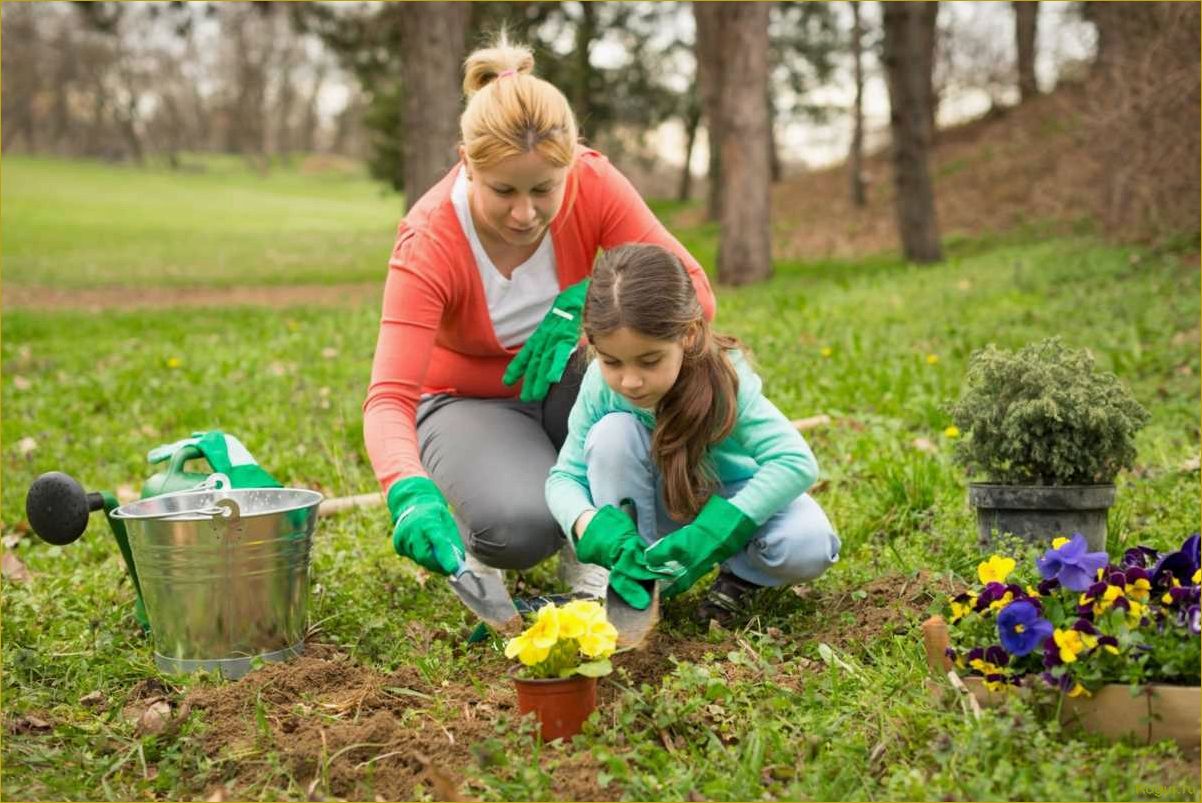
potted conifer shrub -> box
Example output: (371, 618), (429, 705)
(948, 337), (1149, 551)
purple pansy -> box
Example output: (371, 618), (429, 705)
(1037, 534), (1110, 591)
(1188, 605), (1200, 635)
(997, 600), (1054, 657)
(1151, 533), (1201, 588)
(1121, 546), (1160, 569)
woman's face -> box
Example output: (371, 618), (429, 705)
(466, 150), (568, 249)
(591, 326), (686, 410)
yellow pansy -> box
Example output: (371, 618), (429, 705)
(1193, 568), (1201, 584)
(1127, 577), (1151, 602)
(989, 591), (1016, 612)
(1067, 682), (1091, 698)
(949, 597), (974, 623)
(978, 555), (1016, 585)
(1051, 536), (1071, 549)
(1053, 628), (1088, 663)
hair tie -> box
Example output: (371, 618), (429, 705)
(498, 69), (517, 79)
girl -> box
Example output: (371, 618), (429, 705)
(363, 37), (715, 605)
(545, 244), (840, 625)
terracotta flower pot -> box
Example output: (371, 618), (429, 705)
(510, 667), (597, 741)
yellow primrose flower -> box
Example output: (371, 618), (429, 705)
(578, 616), (619, 658)
(944, 425), (961, 439)
(504, 604), (560, 667)
(1067, 682), (1091, 698)
(820, 346), (833, 358)
(978, 555), (1016, 585)
(1053, 628), (1088, 663)
(926, 354), (940, 365)
(1052, 536), (1071, 549)
(166, 357), (183, 369)
(555, 607), (587, 640)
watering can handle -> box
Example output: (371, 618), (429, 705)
(165, 444), (205, 474)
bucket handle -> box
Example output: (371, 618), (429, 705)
(194, 497), (242, 528)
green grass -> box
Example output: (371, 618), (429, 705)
(1, 154), (402, 288)
(2, 157), (1199, 801)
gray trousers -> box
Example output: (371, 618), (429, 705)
(415, 352), (585, 570)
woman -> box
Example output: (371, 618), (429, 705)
(363, 36), (715, 603)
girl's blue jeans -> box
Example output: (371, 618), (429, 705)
(584, 412), (841, 588)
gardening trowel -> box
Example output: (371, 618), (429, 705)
(447, 548), (522, 634)
(606, 580), (661, 649)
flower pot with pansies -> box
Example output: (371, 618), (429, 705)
(504, 599), (618, 742)
(948, 337), (1150, 552)
(923, 532), (1200, 748)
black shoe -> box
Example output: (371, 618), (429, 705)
(693, 570), (762, 627)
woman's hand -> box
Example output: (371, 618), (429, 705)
(503, 279), (589, 402)
(387, 476), (465, 575)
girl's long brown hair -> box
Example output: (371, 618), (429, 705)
(584, 244), (741, 521)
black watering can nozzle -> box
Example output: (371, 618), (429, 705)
(25, 471), (106, 546)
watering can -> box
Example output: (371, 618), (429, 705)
(23, 432), (319, 678)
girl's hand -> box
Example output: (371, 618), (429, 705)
(575, 505), (676, 609)
(644, 496), (759, 598)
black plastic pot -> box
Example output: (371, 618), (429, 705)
(968, 483), (1115, 552)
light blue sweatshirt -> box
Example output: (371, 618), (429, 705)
(545, 350), (819, 535)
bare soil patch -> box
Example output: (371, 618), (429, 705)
(177, 575), (944, 801)
(2, 283), (382, 312)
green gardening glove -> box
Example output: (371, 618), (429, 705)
(147, 430), (281, 489)
(644, 495), (760, 599)
(502, 279), (589, 402)
(387, 476), (465, 576)
(575, 505), (679, 610)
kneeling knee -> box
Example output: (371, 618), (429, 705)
(467, 512), (561, 571)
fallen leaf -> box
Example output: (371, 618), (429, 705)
(2, 551), (33, 583)
(136, 700), (172, 735)
(12, 375), (31, 391)
(17, 437), (37, 455)
(912, 437), (938, 454)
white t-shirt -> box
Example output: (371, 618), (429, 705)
(452, 170), (560, 348)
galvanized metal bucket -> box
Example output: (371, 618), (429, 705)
(111, 486), (323, 679)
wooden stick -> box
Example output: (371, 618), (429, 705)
(791, 414), (831, 431)
(318, 492), (384, 518)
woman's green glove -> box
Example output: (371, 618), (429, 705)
(387, 476), (465, 576)
(502, 279), (589, 402)
(575, 505), (676, 610)
(644, 496), (760, 599)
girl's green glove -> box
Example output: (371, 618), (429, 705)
(387, 476), (465, 576)
(644, 496), (760, 599)
(502, 279), (589, 402)
(576, 505), (678, 610)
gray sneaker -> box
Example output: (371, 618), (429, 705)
(557, 543), (609, 600)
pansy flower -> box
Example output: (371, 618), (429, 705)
(1037, 534), (1109, 591)
(1052, 627), (1095, 663)
(1151, 533), (1200, 588)
(978, 555), (1016, 585)
(997, 600), (1054, 657)
(1121, 545), (1160, 569)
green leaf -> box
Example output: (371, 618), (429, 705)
(572, 659), (613, 678)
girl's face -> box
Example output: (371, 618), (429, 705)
(592, 326), (686, 410)
(465, 149), (568, 249)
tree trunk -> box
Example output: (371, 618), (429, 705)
(881, 1), (942, 263)
(398, 2), (469, 212)
(693, 1), (724, 222)
(1014, 1), (1039, 102)
(572, 0), (597, 137)
(712, 3), (772, 285)
(767, 87), (782, 183)
(678, 90), (701, 202)
(848, 0), (867, 208)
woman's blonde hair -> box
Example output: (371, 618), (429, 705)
(460, 35), (578, 170)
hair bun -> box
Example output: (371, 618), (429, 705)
(463, 39), (536, 97)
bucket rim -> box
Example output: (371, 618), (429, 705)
(110, 487), (324, 521)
